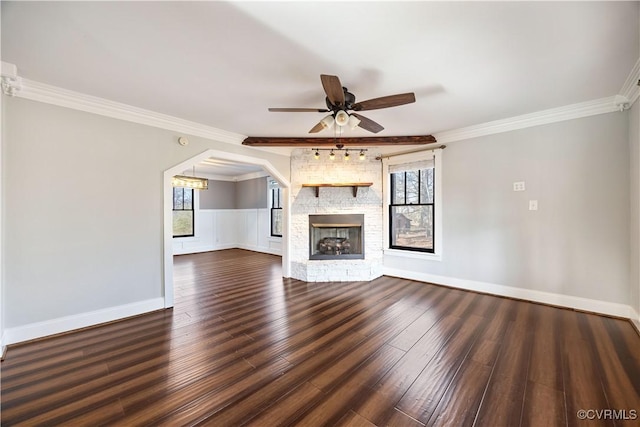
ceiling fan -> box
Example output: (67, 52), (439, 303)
(268, 74), (416, 134)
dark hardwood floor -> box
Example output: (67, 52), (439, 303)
(2, 249), (639, 426)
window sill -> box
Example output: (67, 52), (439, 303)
(384, 248), (442, 262)
(173, 236), (199, 242)
(268, 236), (282, 241)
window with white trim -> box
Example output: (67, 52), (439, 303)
(384, 150), (442, 257)
(269, 180), (283, 237)
(173, 187), (194, 237)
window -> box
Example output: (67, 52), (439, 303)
(173, 187), (194, 237)
(270, 186), (283, 237)
(388, 156), (436, 253)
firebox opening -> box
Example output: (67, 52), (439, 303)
(309, 214), (364, 260)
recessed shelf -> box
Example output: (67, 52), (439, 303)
(302, 182), (373, 198)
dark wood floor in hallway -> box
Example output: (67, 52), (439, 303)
(2, 249), (639, 426)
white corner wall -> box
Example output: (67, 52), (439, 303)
(0, 72), (5, 355)
(384, 112), (633, 318)
(2, 97), (289, 345)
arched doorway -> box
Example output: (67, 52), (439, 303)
(163, 149), (290, 308)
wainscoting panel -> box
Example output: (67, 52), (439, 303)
(173, 209), (281, 256)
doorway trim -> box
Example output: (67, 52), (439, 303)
(163, 149), (291, 308)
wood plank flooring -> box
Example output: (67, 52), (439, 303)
(2, 249), (639, 426)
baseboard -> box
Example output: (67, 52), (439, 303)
(174, 244), (281, 257)
(3, 297), (165, 346)
(236, 244), (282, 256)
(173, 243), (236, 255)
(383, 268), (634, 319)
(630, 308), (640, 336)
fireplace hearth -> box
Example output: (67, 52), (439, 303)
(309, 214), (364, 260)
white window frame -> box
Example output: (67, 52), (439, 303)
(268, 179), (283, 239)
(382, 149), (443, 261)
(172, 187), (200, 242)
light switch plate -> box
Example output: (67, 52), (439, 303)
(513, 182), (525, 191)
(529, 200), (538, 211)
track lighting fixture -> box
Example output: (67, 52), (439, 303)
(312, 148), (367, 161)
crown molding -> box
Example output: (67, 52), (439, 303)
(14, 77), (246, 145)
(1, 61), (21, 96)
(3, 60), (637, 148)
(619, 57), (640, 107)
(434, 95), (624, 144)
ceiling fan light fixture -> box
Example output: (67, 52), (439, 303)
(335, 110), (350, 127)
(320, 115), (334, 130)
(348, 114), (361, 130)
(267, 74), (416, 134)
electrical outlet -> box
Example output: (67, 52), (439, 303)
(513, 182), (525, 191)
(529, 200), (538, 211)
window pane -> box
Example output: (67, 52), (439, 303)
(391, 172), (405, 205)
(183, 189), (193, 210)
(271, 208), (283, 236)
(420, 168), (434, 204)
(272, 188), (282, 209)
(405, 170), (419, 204)
(391, 205), (433, 251)
(173, 188), (184, 210)
(173, 210), (193, 236)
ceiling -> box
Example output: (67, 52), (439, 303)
(184, 158), (265, 181)
(2, 1), (639, 173)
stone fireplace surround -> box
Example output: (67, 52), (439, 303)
(290, 149), (383, 282)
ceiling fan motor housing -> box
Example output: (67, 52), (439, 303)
(325, 87), (357, 111)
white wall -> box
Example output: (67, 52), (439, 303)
(2, 97), (289, 344)
(384, 112), (632, 316)
(630, 99), (640, 328)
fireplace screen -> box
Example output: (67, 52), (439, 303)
(309, 214), (364, 260)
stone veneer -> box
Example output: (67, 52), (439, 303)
(290, 148), (383, 282)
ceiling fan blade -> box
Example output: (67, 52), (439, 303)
(352, 93), (416, 111)
(268, 107), (329, 112)
(351, 113), (384, 133)
(308, 121), (326, 133)
(320, 74), (345, 107)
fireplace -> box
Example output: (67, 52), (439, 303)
(309, 214), (364, 260)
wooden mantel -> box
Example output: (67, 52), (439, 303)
(302, 182), (373, 198)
